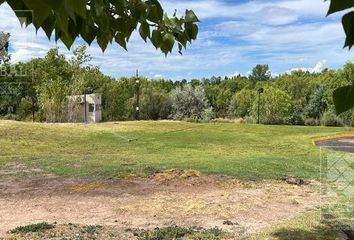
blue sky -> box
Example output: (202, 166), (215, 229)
(0, 0), (353, 80)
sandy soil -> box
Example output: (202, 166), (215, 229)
(0, 164), (322, 239)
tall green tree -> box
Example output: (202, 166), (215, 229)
(249, 64), (271, 85)
(229, 89), (256, 118)
(304, 85), (327, 119)
(252, 86), (292, 125)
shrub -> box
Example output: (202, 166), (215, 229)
(132, 226), (225, 240)
(210, 118), (245, 124)
(139, 86), (172, 120)
(229, 89), (256, 118)
(251, 87), (292, 125)
(321, 111), (344, 127)
(244, 116), (256, 124)
(10, 222), (54, 234)
(170, 85), (213, 120)
(304, 118), (320, 126)
(304, 85), (327, 119)
(16, 98), (34, 120)
(134, 226), (194, 240)
(2, 114), (20, 121)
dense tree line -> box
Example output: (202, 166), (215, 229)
(0, 47), (353, 126)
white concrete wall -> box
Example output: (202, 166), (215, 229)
(68, 93), (102, 123)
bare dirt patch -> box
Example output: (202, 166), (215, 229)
(0, 165), (322, 239)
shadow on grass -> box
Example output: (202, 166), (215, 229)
(271, 226), (337, 240)
(271, 221), (354, 240)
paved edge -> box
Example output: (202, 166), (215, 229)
(312, 133), (354, 145)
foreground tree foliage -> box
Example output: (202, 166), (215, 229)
(0, 0), (199, 55)
(327, 0), (354, 114)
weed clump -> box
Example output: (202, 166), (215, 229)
(131, 226), (225, 240)
(10, 222), (54, 234)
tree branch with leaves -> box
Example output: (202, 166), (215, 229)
(327, 0), (354, 114)
(0, 0), (199, 55)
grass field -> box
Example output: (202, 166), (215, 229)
(0, 120), (352, 180)
(1, 120), (354, 239)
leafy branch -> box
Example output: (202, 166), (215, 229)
(0, 0), (199, 55)
(327, 0), (354, 114)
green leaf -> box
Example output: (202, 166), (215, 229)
(151, 29), (162, 49)
(185, 10), (199, 23)
(55, 7), (69, 36)
(185, 23), (198, 41)
(139, 22), (150, 42)
(146, 0), (163, 22)
(137, 2), (149, 20)
(111, 0), (126, 15)
(161, 33), (175, 53)
(93, 0), (105, 17)
(115, 32), (127, 50)
(80, 22), (97, 45)
(97, 31), (111, 52)
(113, 18), (128, 35)
(45, 0), (64, 11)
(327, 0), (354, 15)
(41, 15), (56, 39)
(342, 11), (354, 49)
(163, 13), (174, 28)
(66, 0), (87, 17)
(176, 33), (187, 48)
(171, 17), (183, 30)
(22, 0), (52, 28)
(333, 85), (354, 114)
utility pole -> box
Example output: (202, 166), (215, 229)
(84, 87), (93, 123)
(257, 88), (264, 124)
(135, 69), (140, 120)
(84, 91), (87, 123)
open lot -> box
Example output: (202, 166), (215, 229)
(0, 120), (353, 239)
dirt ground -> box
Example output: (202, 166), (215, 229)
(0, 163), (322, 239)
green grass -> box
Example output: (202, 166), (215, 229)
(131, 226), (225, 240)
(10, 222), (54, 234)
(249, 211), (342, 240)
(0, 120), (353, 180)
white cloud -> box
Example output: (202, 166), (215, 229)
(153, 74), (163, 78)
(162, 0), (329, 22)
(288, 60), (327, 73)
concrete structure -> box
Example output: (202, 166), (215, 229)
(68, 93), (102, 123)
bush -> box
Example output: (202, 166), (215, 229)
(321, 111), (344, 127)
(17, 98), (33, 120)
(170, 85), (213, 120)
(2, 114), (20, 121)
(132, 226), (225, 240)
(244, 116), (256, 124)
(251, 87), (292, 125)
(304, 118), (320, 126)
(210, 118), (245, 124)
(133, 86), (172, 120)
(229, 89), (256, 118)
(10, 222), (54, 234)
